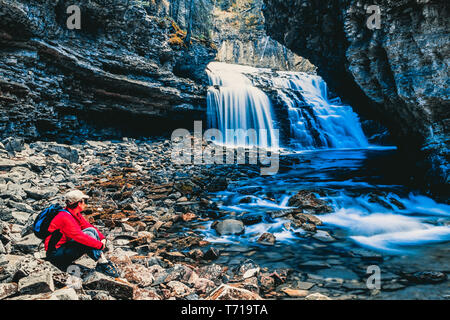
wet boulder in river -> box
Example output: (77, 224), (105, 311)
(288, 190), (333, 214)
(257, 233), (276, 245)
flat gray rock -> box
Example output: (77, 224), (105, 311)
(312, 230), (336, 242)
(212, 219), (245, 236)
(18, 272), (55, 295)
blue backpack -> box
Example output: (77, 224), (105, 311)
(33, 204), (71, 240)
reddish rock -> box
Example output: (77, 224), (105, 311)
(0, 283), (18, 300)
(192, 278), (216, 295)
(301, 223), (317, 232)
(198, 240), (210, 247)
(206, 284), (263, 300)
(161, 251), (185, 262)
(122, 264), (154, 287)
(258, 273), (275, 292)
(294, 213), (323, 226)
(288, 190), (333, 214)
(133, 288), (162, 300)
(257, 233), (276, 245)
(166, 281), (193, 297)
(182, 212), (197, 222)
(235, 276), (260, 294)
(188, 249), (204, 260)
(305, 292), (332, 300)
(107, 249), (133, 267)
(150, 221), (164, 232)
(281, 288), (309, 297)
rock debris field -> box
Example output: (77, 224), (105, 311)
(1, 137), (446, 300)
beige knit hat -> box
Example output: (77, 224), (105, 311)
(64, 190), (89, 205)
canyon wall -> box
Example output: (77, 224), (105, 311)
(263, 0), (449, 192)
(211, 0), (316, 72)
(0, 0), (216, 142)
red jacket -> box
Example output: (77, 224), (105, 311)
(44, 208), (105, 251)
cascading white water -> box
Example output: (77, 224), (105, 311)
(206, 62), (279, 150)
(206, 62), (368, 151)
(273, 72), (369, 149)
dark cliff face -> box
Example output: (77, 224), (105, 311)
(263, 0), (449, 192)
(0, 0), (216, 142)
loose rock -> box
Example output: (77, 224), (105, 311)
(18, 272), (54, 295)
(212, 219), (245, 236)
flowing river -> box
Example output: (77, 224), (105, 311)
(186, 62), (450, 298)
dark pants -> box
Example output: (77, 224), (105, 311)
(47, 227), (103, 272)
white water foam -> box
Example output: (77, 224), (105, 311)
(272, 72), (369, 150)
(206, 62), (279, 150)
(320, 194), (450, 253)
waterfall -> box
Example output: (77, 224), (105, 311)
(273, 72), (369, 149)
(206, 62), (279, 150)
(206, 62), (368, 151)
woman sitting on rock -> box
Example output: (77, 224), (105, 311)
(45, 190), (119, 278)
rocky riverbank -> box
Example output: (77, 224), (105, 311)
(0, 136), (331, 300)
(1, 137), (448, 300)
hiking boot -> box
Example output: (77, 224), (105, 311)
(95, 261), (120, 278)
